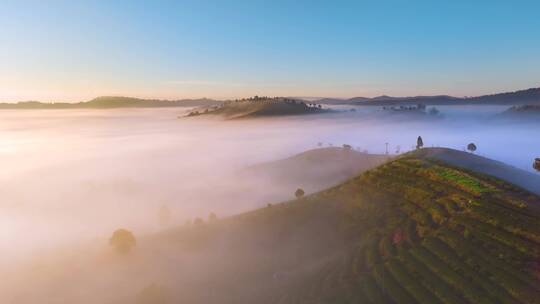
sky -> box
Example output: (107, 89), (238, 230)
(1, 0), (540, 102)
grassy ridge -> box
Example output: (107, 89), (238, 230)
(269, 153), (539, 303)
(166, 150), (540, 303)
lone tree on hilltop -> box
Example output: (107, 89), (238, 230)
(467, 143), (477, 153)
(416, 136), (424, 149)
(534, 158), (540, 172)
(295, 188), (305, 199)
(110, 228), (136, 254)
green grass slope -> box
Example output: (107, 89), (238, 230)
(153, 149), (540, 304)
(416, 147), (540, 196)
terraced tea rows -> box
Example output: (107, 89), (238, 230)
(247, 154), (540, 303)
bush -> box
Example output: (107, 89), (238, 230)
(295, 188), (305, 198)
(110, 228), (136, 253)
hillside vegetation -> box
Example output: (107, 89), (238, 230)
(185, 97), (327, 119)
(416, 147), (540, 195)
(150, 149), (540, 303)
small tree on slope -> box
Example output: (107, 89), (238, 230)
(295, 188), (305, 199)
(416, 136), (424, 149)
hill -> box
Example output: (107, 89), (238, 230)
(415, 147), (540, 195)
(0, 96), (221, 109)
(496, 105), (540, 121)
(184, 97), (328, 119)
(7, 148), (540, 303)
(244, 147), (390, 193)
(317, 87), (540, 106)
(144, 149), (540, 303)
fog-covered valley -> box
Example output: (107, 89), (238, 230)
(1, 106), (540, 303)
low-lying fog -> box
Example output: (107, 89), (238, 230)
(1, 105), (539, 301)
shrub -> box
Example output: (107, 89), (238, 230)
(110, 228), (136, 254)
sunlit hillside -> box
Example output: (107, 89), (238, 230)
(4, 147), (540, 304)
(135, 148), (540, 303)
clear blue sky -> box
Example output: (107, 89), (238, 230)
(1, 0), (540, 101)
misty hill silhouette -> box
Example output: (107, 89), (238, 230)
(318, 87), (540, 106)
(497, 105), (540, 121)
(245, 147), (390, 193)
(148, 148), (540, 303)
(0, 96), (221, 109)
(185, 97), (328, 119)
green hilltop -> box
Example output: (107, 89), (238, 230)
(150, 148), (540, 303)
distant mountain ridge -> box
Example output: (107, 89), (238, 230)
(0, 96), (222, 109)
(4, 86), (540, 109)
(317, 87), (540, 106)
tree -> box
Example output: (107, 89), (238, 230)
(194, 217), (204, 225)
(467, 143), (477, 153)
(343, 144), (352, 150)
(416, 136), (424, 149)
(109, 228), (136, 254)
(429, 107), (440, 116)
(295, 188), (305, 199)
(208, 212), (217, 221)
(534, 158), (540, 172)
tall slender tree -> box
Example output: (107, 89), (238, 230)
(416, 136), (424, 149)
